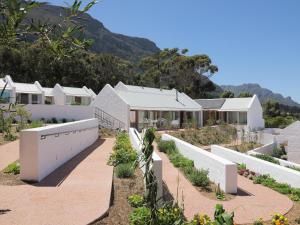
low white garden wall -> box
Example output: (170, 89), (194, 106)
(129, 128), (163, 201)
(248, 142), (276, 155)
(20, 118), (99, 182)
(162, 134), (237, 194)
(25, 104), (94, 121)
(211, 145), (300, 188)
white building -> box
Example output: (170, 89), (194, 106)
(195, 95), (265, 131)
(92, 82), (203, 131)
(0, 75), (96, 106)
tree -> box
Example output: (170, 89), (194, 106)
(137, 48), (218, 98)
(220, 90), (235, 98)
(238, 92), (253, 98)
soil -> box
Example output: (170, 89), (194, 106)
(92, 168), (145, 225)
(0, 172), (26, 186)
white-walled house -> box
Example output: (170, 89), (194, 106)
(92, 82), (203, 131)
(0, 75), (95, 106)
(195, 95), (265, 131)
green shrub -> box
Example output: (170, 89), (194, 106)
(128, 195), (144, 208)
(237, 163), (246, 170)
(116, 163), (135, 178)
(251, 154), (280, 165)
(51, 117), (58, 123)
(4, 162), (20, 175)
(169, 152), (194, 168)
(253, 218), (264, 225)
(272, 146), (286, 159)
(214, 204), (234, 225)
(188, 169), (210, 188)
(62, 118), (67, 123)
(286, 165), (300, 172)
(157, 140), (176, 154)
(4, 133), (17, 141)
(129, 207), (151, 225)
(108, 132), (137, 166)
(253, 174), (300, 201)
(157, 204), (185, 225)
(27, 120), (44, 129)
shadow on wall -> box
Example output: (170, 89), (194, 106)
(34, 139), (104, 187)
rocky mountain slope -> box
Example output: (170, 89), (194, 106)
(221, 83), (300, 107)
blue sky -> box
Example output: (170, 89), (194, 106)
(40, 0), (300, 102)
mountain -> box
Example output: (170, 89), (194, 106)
(26, 3), (160, 62)
(221, 84), (300, 107)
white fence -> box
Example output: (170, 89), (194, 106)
(20, 118), (99, 182)
(162, 134), (237, 194)
(248, 142), (276, 155)
(129, 128), (163, 201)
(25, 104), (94, 121)
(211, 145), (300, 188)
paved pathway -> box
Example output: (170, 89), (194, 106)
(155, 144), (294, 224)
(0, 141), (19, 171)
(0, 138), (114, 225)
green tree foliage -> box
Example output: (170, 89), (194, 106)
(220, 90), (234, 98)
(136, 48), (218, 98)
(238, 92), (253, 98)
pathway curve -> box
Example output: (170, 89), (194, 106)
(0, 138), (114, 225)
(0, 140), (19, 171)
(154, 143), (293, 224)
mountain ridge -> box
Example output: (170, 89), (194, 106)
(221, 83), (300, 107)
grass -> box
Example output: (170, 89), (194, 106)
(27, 120), (44, 129)
(169, 125), (237, 146)
(4, 162), (20, 175)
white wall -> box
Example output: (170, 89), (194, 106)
(247, 95), (265, 131)
(53, 84), (66, 105)
(25, 104), (94, 121)
(248, 142), (276, 155)
(92, 84), (130, 130)
(162, 134), (237, 194)
(211, 145), (300, 188)
(129, 128), (163, 201)
(20, 118), (99, 182)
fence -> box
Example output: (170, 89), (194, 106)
(20, 118), (99, 182)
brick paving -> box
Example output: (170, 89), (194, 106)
(0, 138), (114, 225)
(155, 144), (294, 224)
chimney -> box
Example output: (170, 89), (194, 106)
(176, 90), (178, 101)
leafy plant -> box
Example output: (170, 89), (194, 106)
(51, 117), (58, 124)
(251, 154), (280, 165)
(128, 195), (144, 208)
(157, 204), (185, 225)
(286, 165), (300, 172)
(27, 120), (44, 129)
(188, 169), (210, 189)
(129, 207), (151, 225)
(253, 218), (264, 225)
(214, 204), (234, 225)
(215, 184), (225, 200)
(271, 213), (288, 225)
(188, 214), (214, 225)
(4, 162), (20, 174)
(108, 132), (137, 166)
(237, 163), (246, 170)
(115, 163), (135, 178)
(157, 140), (176, 154)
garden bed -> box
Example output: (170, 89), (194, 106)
(0, 161), (26, 186)
(168, 125), (238, 148)
(93, 168), (145, 225)
(228, 142), (262, 153)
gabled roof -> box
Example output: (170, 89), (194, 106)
(114, 82), (201, 111)
(43, 88), (54, 96)
(195, 99), (226, 110)
(61, 86), (92, 97)
(219, 97), (253, 111)
(0, 78), (11, 90)
(14, 82), (42, 94)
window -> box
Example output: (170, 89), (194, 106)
(45, 96), (54, 105)
(239, 112), (247, 125)
(16, 93), (29, 104)
(32, 94), (38, 104)
(74, 96), (82, 105)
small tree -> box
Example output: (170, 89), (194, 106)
(220, 90), (235, 98)
(15, 105), (31, 131)
(238, 92), (253, 98)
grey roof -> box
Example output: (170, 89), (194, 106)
(195, 99), (226, 110)
(220, 97), (253, 111)
(114, 82), (201, 111)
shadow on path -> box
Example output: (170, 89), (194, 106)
(35, 139), (106, 187)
